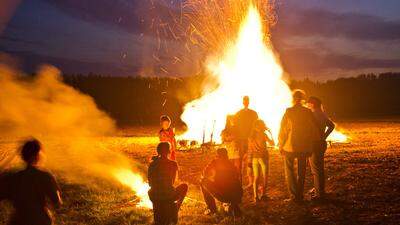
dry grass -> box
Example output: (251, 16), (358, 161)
(1, 121), (400, 225)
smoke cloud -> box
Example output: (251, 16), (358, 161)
(0, 61), (145, 189)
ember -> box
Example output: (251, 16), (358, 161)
(180, 4), (347, 144)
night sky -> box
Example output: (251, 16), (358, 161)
(1, 0), (400, 79)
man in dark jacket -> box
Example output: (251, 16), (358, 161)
(0, 139), (62, 225)
(148, 142), (188, 225)
(201, 148), (243, 216)
(279, 90), (321, 202)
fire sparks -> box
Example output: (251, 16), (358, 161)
(113, 169), (152, 208)
(180, 4), (348, 144)
(181, 5), (290, 142)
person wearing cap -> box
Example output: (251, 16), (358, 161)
(307, 96), (335, 200)
(201, 148), (243, 216)
(148, 142), (188, 225)
(0, 139), (62, 225)
(234, 96), (259, 184)
(278, 90), (321, 202)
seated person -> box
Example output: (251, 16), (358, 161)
(201, 148), (243, 216)
(0, 139), (62, 225)
(148, 142), (188, 225)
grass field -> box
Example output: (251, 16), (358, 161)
(1, 121), (400, 225)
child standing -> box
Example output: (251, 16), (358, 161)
(248, 119), (274, 203)
(159, 115), (177, 161)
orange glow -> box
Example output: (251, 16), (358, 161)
(113, 169), (152, 208)
(180, 5), (347, 144)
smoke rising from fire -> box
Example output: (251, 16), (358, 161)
(0, 62), (150, 206)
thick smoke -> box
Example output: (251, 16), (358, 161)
(0, 62), (142, 186)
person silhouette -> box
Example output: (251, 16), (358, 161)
(307, 96), (335, 200)
(201, 148), (243, 217)
(279, 90), (321, 202)
(234, 96), (258, 184)
(148, 142), (188, 225)
(0, 139), (62, 225)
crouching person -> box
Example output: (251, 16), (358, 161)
(0, 139), (62, 225)
(201, 148), (243, 217)
(148, 142), (188, 225)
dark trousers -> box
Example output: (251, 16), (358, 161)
(236, 139), (248, 184)
(310, 141), (327, 196)
(150, 184), (188, 225)
(200, 178), (242, 214)
(284, 153), (307, 199)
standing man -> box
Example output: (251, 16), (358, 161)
(234, 96), (258, 184)
(278, 90), (321, 202)
(307, 96), (335, 200)
(0, 139), (62, 225)
(148, 142), (188, 225)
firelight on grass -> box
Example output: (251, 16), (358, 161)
(113, 169), (152, 209)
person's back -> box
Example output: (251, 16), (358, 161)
(206, 157), (240, 192)
(201, 148), (242, 216)
(280, 104), (320, 153)
(2, 166), (60, 225)
(148, 157), (178, 201)
(312, 110), (335, 139)
(248, 130), (268, 158)
(235, 108), (258, 139)
(148, 142), (188, 225)
(0, 139), (61, 225)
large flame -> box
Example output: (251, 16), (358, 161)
(113, 169), (152, 208)
(181, 5), (347, 143)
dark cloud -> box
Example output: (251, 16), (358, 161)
(2, 50), (140, 75)
(0, 36), (43, 46)
(42, 0), (178, 34)
(274, 8), (400, 41)
(278, 48), (400, 76)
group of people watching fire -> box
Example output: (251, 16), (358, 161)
(0, 89), (335, 225)
(150, 89), (335, 224)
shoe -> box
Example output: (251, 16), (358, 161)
(311, 193), (326, 202)
(222, 203), (230, 213)
(228, 204), (242, 217)
(252, 197), (259, 204)
(244, 183), (253, 189)
(260, 195), (270, 201)
(203, 209), (216, 215)
(284, 196), (303, 204)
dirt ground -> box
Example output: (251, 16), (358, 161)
(1, 121), (400, 225)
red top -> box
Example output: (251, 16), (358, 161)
(159, 128), (177, 160)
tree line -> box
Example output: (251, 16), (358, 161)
(63, 72), (400, 127)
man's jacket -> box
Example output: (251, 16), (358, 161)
(279, 104), (321, 154)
